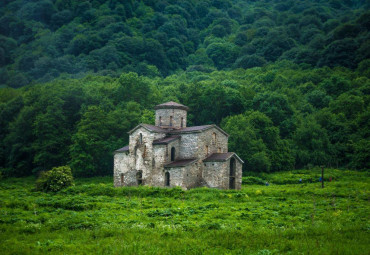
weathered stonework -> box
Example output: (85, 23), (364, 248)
(114, 101), (243, 190)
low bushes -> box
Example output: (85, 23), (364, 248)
(35, 166), (74, 192)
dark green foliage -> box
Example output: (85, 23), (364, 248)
(0, 0), (368, 86)
(1, 61), (369, 176)
(0, 0), (369, 175)
(35, 166), (74, 192)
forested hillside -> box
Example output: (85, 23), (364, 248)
(0, 0), (369, 177)
(1, 62), (369, 177)
(0, 0), (369, 87)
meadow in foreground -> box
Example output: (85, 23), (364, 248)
(0, 169), (369, 254)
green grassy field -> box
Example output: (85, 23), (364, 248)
(0, 169), (369, 254)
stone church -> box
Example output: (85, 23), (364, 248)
(113, 101), (243, 190)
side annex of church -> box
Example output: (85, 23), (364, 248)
(113, 101), (243, 190)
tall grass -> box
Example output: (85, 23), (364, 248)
(0, 169), (369, 254)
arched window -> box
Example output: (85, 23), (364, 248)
(181, 117), (184, 128)
(165, 172), (170, 186)
(143, 145), (146, 158)
(229, 158), (236, 189)
(218, 147), (221, 153)
(139, 133), (143, 144)
(170, 116), (173, 126)
(212, 133), (217, 144)
(206, 145), (209, 156)
(136, 171), (143, 185)
(171, 147), (175, 161)
(159, 116), (162, 126)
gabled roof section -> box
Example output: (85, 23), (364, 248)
(203, 153), (244, 164)
(154, 101), (189, 111)
(115, 145), (129, 153)
(128, 123), (229, 137)
(169, 124), (229, 137)
(153, 136), (180, 145)
(128, 123), (167, 134)
(164, 158), (197, 168)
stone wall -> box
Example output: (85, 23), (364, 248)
(178, 133), (199, 159)
(113, 151), (130, 187)
(150, 138), (180, 187)
(197, 127), (228, 160)
(115, 127), (166, 187)
(202, 161), (226, 189)
(183, 162), (202, 189)
(235, 159), (243, 190)
(155, 108), (187, 128)
(202, 156), (243, 190)
(164, 167), (184, 188)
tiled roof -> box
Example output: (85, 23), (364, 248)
(128, 124), (167, 134)
(115, 145), (129, 152)
(169, 124), (229, 137)
(164, 158), (197, 168)
(203, 153), (234, 162)
(153, 136), (180, 145)
(141, 124), (168, 133)
(128, 124), (229, 137)
(169, 125), (213, 134)
(154, 101), (189, 111)
(203, 153), (244, 163)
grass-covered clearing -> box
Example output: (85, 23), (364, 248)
(0, 169), (369, 254)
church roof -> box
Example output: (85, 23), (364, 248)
(169, 124), (229, 137)
(128, 124), (167, 134)
(128, 124), (229, 137)
(115, 145), (129, 153)
(203, 153), (244, 164)
(153, 136), (180, 145)
(154, 101), (189, 111)
(164, 158), (198, 168)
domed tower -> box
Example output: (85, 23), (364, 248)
(154, 101), (189, 129)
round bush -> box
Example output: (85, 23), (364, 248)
(35, 166), (74, 192)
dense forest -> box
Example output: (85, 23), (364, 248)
(0, 0), (369, 177)
(0, 0), (369, 86)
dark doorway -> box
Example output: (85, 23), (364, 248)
(229, 158), (236, 189)
(165, 172), (170, 186)
(136, 171), (143, 185)
(171, 147), (175, 161)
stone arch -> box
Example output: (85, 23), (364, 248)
(229, 158), (236, 189)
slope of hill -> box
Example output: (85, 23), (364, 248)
(0, 0), (369, 87)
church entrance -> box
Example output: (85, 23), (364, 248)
(229, 158), (236, 189)
(136, 170), (143, 185)
(165, 172), (170, 187)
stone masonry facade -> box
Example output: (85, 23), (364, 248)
(114, 101), (243, 190)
